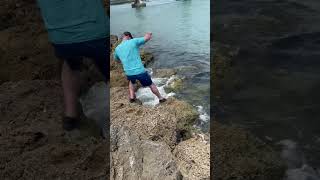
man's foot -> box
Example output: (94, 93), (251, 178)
(129, 98), (136, 103)
(63, 116), (80, 131)
(129, 98), (143, 105)
(159, 98), (167, 103)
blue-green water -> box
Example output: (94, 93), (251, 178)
(111, 0), (210, 131)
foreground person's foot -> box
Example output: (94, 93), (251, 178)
(129, 98), (143, 105)
(159, 98), (167, 103)
(63, 116), (80, 131)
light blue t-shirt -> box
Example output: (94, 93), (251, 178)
(114, 37), (146, 76)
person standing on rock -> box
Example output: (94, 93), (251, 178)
(114, 32), (166, 103)
(36, 0), (109, 132)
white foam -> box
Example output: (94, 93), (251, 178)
(135, 75), (176, 106)
(196, 105), (210, 123)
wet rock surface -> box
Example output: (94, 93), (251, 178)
(153, 68), (177, 78)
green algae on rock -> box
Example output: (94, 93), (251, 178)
(165, 77), (184, 93)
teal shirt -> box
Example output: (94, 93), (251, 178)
(114, 38), (146, 76)
(37, 0), (108, 44)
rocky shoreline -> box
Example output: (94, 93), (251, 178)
(111, 35), (286, 179)
(110, 35), (210, 179)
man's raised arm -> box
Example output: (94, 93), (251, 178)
(134, 32), (152, 46)
(144, 32), (152, 42)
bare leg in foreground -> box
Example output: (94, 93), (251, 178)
(62, 61), (81, 118)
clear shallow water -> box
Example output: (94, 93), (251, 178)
(111, 0), (210, 132)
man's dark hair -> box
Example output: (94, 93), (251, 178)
(123, 31), (133, 39)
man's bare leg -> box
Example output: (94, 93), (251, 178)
(128, 81), (136, 100)
(62, 61), (81, 118)
(149, 83), (166, 101)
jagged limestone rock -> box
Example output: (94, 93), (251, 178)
(174, 136), (210, 179)
(111, 125), (183, 180)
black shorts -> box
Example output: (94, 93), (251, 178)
(126, 71), (153, 87)
(52, 38), (109, 80)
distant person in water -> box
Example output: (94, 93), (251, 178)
(114, 32), (166, 103)
(36, 0), (109, 135)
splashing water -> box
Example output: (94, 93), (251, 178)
(136, 75), (176, 106)
(196, 106), (210, 124)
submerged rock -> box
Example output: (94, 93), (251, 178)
(153, 68), (177, 78)
(165, 77), (184, 92)
(175, 66), (199, 74)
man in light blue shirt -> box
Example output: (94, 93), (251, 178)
(114, 32), (166, 103)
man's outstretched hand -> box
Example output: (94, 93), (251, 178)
(144, 32), (152, 42)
